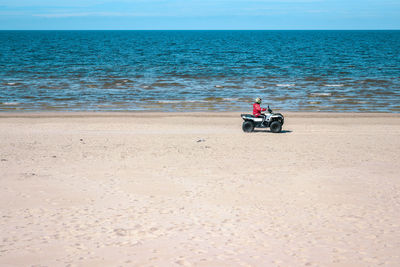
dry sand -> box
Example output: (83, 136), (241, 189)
(0, 112), (399, 266)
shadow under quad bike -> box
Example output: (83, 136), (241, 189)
(241, 106), (284, 133)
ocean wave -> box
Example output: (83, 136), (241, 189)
(4, 82), (24, 86)
(157, 100), (208, 104)
(203, 97), (241, 102)
(2, 102), (20, 105)
(151, 82), (185, 88)
(324, 84), (344, 87)
(334, 98), (350, 102)
(222, 98), (240, 101)
(304, 77), (323, 82)
(188, 100), (208, 103)
(157, 98), (240, 104)
(362, 79), (389, 84)
(310, 93), (332, 97)
(157, 100), (183, 104)
(96, 104), (114, 107)
(263, 65), (280, 69)
(54, 97), (78, 101)
(333, 99), (368, 105)
(276, 84), (295, 87)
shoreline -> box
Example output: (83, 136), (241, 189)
(1, 111), (400, 119)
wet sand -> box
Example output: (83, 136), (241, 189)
(0, 112), (399, 266)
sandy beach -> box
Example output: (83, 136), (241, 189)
(0, 112), (399, 266)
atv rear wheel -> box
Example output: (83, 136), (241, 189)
(242, 121), (255, 132)
(269, 121), (282, 133)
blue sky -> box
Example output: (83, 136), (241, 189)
(0, 0), (399, 30)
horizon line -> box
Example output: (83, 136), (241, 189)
(1, 29), (399, 31)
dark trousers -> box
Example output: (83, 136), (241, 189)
(258, 114), (266, 124)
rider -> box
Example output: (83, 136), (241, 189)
(253, 97), (267, 124)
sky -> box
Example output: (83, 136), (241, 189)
(0, 0), (399, 30)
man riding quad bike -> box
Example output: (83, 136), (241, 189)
(241, 98), (284, 133)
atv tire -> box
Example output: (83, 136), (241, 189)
(242, 121), (255, 132)
(270, 121), (282, 133)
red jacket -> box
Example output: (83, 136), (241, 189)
(253, 103), (266, 117)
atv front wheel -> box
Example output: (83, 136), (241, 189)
(269, 121), (282, 133)
(242, 121), (254, 132)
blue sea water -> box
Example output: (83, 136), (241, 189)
(0, 30), (399, 112)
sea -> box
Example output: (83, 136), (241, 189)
(1, 30), (399, 112)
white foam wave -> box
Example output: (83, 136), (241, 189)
(157, 100), (208, 104)
(215, 85), (224, 88)
(157, 100), (182, 103)
(159, 98), (250, 103)
(2, 102), (20, 105)
(6, 82), (16, 85)
(324, 84), (344, 87)
(310, 93), (332, 97)
(222, 98), (240, 101)
(276, 84), (295, 87)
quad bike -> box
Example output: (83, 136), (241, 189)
(241, 106), (284, 133)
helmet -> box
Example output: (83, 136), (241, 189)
(255, 97), (262, 104)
